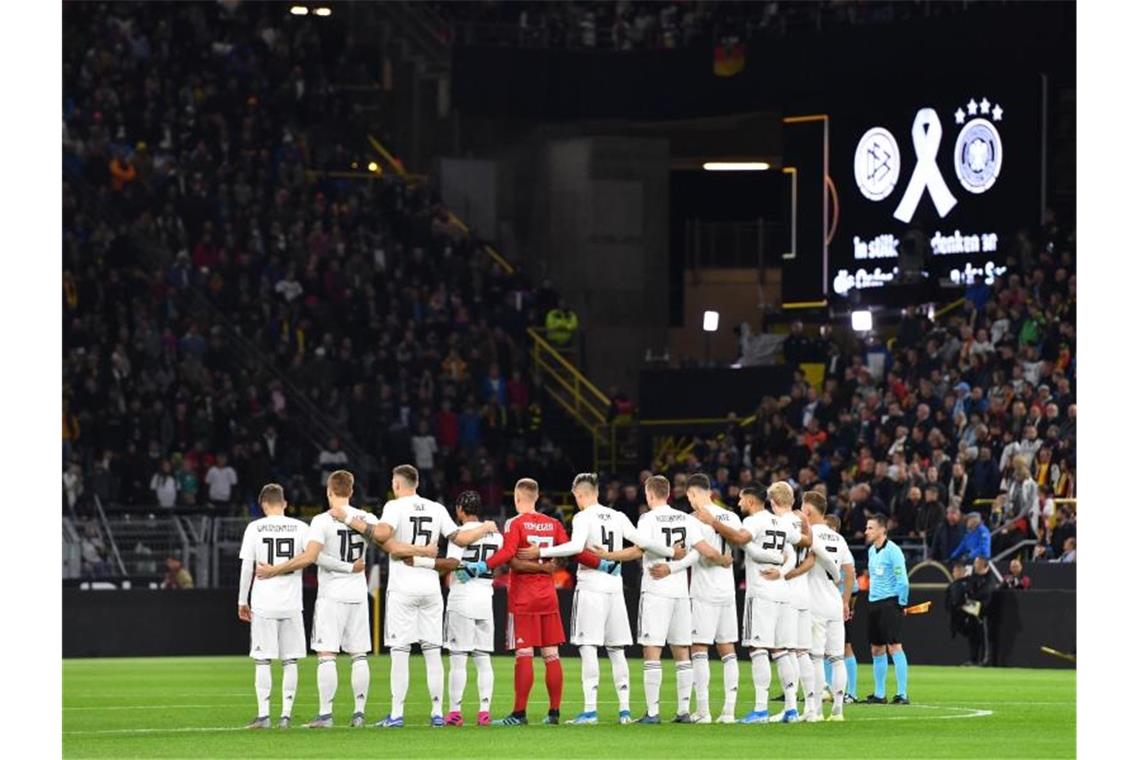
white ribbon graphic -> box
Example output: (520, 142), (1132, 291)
(893, 108), (957, 223)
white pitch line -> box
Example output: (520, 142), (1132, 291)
(63, 705), (993, 733)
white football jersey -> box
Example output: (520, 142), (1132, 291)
(775, 510), (810, 609)
(742, 510), (791, 602)
(689, 503), (742, 605)
(239, 515), (309, 617)
(307, 507), (375, 603)
(569, 505), (640, 593)
(380, 495), (461, 596)
(638, 506), (704, 598)
(807, 524), (853, 620)
(445, 531), (504, 620)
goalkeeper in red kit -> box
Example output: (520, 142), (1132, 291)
(460, 478), (615, 725)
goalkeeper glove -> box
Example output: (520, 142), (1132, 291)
(598, 559), (621, 576)
(459, 561), (487, 581)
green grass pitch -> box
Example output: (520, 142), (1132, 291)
(64, 655), (1075, 758)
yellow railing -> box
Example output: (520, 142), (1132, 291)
(367, 134), (516, 275)
(528, 328), (610, 408)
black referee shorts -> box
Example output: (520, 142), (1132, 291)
(867, 598), (903, 646)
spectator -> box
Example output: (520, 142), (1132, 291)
(150, 460), (177, 509)
(411, 419), (439, 480)
(162, 557), (194, 589)
(948, 512), (991, 562)
(993, 459), (1039, 554)
(544, 297), (579, 347)
(915, 485), (946, 549)
(80, 524), (110, 578)
(317, 438), (349, 487)
(1002, 557), (1031, 590)
(931, 505), (966, 562)
(175, 459), (199, 507)
(64, 462), (85, 513)
(1054, 537), (1076, 563)
(892, 486), (922, 540)
(204, 453), (238, 512)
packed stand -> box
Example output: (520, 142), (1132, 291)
(606, 228), (1076, 567)
(62, 1), (572, 517)
(435, 1), (982, 50)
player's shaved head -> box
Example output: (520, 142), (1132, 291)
(515, 478), (539, 500)
(327, 470), (354, 498)
(393, 464), (419, 488)
(572, 472), (598, 492)
(258, 483), (285, 507)
(645, 475), (670, 500)
(768, 481), (794, 509)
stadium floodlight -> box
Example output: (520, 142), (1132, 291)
(702, 162), (770, 171)
(290, 6), (309, 15)
(367, 161), (380, 173)
(314, 7), (332, 16)
(851, 310), (873, 332)
(702, 310), (720, 332)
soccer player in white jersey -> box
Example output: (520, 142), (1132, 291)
(257, 469), (435, 728)
(333, 464), (499, 728)
(769, 481), (816, 721)
(436, 490), (503, 726)
(695, 484), (798, 723)
(588, 474), (733, 724)
(800, 491), (854, 721)
(518, 472), (683, 724)
(685, 473), (745, 724)
(238, 484), (359, 728)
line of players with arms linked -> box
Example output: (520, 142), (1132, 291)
(238, 464), (891, 728)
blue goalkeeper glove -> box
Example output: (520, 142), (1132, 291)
(459, 561), (487, 582)
(598, 559), (621, 576)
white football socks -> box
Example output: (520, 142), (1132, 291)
(692, 651), (711, 715)
(607, 648), (631, 713)
(317, 657), (337, 716)
(389, 647), (410, 718)
(676, 660), (693, 716)
(473, 651), (494, 713)
(721, 653), (739, 717)
(775, 651), (800, 713)
(750, 649), (771, 712)
(281, 659), (298, 719)
(644, 660), (663, 717)
(797, 651), (816, 716)
(424, 645), (445, 718)
(829, 654), (848, 717)
(254, 660), (271, 718)
(351, 654), (369, 715)
(448, 652), (468, 713)
(580, 646), (600, 712)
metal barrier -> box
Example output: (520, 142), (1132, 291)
(211, 518), (251, 590)
(63, 518), (82, 579)
(101, 514), (191, 581)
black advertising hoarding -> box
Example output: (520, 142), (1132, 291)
(829, 77), (1044, 299)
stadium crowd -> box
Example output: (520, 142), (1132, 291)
(62, 1), (1074, 571)
(435, 0), (983, 50)
(62, 1), (571, 519)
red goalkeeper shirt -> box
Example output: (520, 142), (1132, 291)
(486, 512), (600, 614)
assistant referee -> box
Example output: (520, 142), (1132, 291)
(864, 513), (909, 705)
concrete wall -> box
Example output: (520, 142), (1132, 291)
(527, 136), (671, 396)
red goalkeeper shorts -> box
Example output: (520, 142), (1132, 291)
(507, 611), (566, 650)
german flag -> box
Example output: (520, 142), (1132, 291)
(714, 37), (746, 77)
